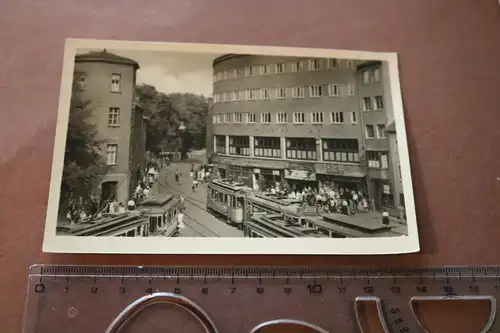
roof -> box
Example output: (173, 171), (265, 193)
(385, 120), (396, 133)
(75, 49), (140, 69)
(247, 193), (318, 217)
(247, 214), (327, 238)
(356, 60), (382, 71)
(138, 193), (174, 206)
(213, 54), (249, 67)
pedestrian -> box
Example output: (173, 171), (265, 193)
(88, 198), (98, 218)
(382, 211), (390, 225)
(398, 205), (406, 224)
(177, 196), (185, 229)
(118, 203), (126, 214)
(341, 200), (349, 215)
(109, 200), (118, 213)
(175, 171), (180, 183)
(352, 191), (359, 213)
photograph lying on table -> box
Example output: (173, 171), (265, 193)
(42, 38), (419, 254)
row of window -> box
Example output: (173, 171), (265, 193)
(212, 111), (358, 125)
(213, 83), (356, 103)
(214, 58), (355, 83)
(214, 136), (389, 168)
(362, 96), (384, 111)
(77, 104), (122, 127)
(75, 72), (122, 93)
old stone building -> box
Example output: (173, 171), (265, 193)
(73, 50), (147, 206)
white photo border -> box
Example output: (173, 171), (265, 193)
(42, 38), (419, 255)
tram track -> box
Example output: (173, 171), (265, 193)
(159, 176), (222, 237)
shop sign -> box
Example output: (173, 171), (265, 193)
(272, 170), (280, 176)
(326, 164), (346, 175)
(383, 185), (391, 194)
(253, 169), (261, 174)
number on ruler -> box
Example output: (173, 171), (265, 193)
(201, 287), (208, 294)
(34, 284), (45, 293)
(443, 285), (454, 293)
(306, 284), (322, 294)
(416, 285), (427, 293)
(469, 285), (480, 292)
(284, 287), (292, 294)
(363, 286), (374, 293)
(390, 286), (401, 294)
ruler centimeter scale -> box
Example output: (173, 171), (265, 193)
(23, 266), (500, 333)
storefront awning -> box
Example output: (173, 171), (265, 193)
(315, 163), (366, 178)
(284, 170), (316, 181)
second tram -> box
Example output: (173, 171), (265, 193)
(136, 193), (181, 237)
(206, 179), (247, 227)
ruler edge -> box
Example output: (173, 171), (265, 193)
(27, 264), (500, 278)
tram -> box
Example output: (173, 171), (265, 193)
(136, 193), (181, 237)
(206, 179), (247, 226)
(245, 192), (319, 227)
(243, 213), (327, 238)
(57, 211), (149, 237)
(305, 213), (400, 238)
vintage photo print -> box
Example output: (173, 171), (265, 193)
(42, 38), (419, 254)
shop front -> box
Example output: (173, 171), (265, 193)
(284, 169), (317, 191)
(317, 175), (363, 192)
(252, 168), (281, 191)
(315, 163), (366, 193)
(213, 164), (227, 179)
(226, 165), (253, 187)
(370, 179), (395, 210)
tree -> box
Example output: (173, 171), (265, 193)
(59, 80), (109, 214)
(135, 84), (210, 155)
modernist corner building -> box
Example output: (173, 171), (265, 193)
(73, 50), (148, 206)
(207, 54), (405, 211)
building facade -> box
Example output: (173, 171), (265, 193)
(73, 50), (147, 206)
(209, 54), (402, 210)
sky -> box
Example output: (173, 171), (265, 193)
(77, 48), (219, 97)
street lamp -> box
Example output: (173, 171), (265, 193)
(178, 121), (187, 161)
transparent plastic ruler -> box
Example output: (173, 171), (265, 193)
(22, 265), (500, 332)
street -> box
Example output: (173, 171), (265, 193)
(156, 162), (244, 237)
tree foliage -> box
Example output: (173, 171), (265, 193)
(135, 84), (209, 155)
(59, 80), (109, 212)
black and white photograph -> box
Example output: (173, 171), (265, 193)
(43, 39), (419, 254)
